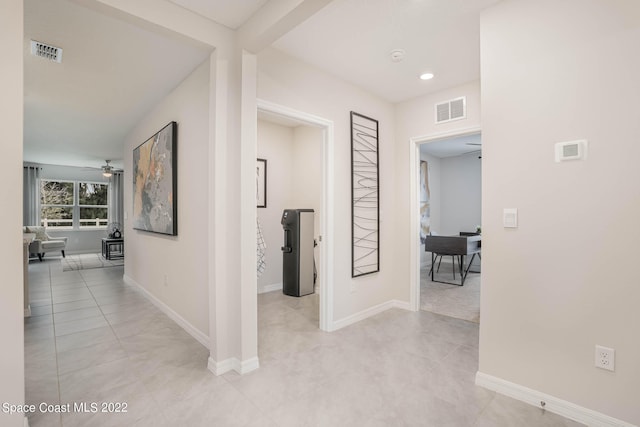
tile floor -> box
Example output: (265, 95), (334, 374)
(24, 258), (584, 426)
(420, 261), (481, 323)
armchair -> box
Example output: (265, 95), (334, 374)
(23, 226), (67, 261)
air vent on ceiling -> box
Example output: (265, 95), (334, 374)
(30, 40), (63, 63)
(435, 96), (466, 124)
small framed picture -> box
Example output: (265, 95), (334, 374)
(256, 158), (267, 208)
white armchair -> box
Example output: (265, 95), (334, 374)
(23, 226), (68, 261)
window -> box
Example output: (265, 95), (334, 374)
(40, 180), (109, 229)
(41, 180), (74, 228)
(78, 182), (108, 228)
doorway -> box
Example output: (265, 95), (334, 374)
(409, 128), (482, 322)
(256, 100), (334, 333)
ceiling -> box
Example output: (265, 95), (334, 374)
(167, 0), (270, 29)
(420, 133), (481, 158)
(273, 0), (500, 103)
(24, 0), (497, 170)
(23, 0), (212, 170)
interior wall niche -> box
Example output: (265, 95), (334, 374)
(350, 111), (379, 277)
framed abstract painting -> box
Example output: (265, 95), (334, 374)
(133, 121), (178, 236)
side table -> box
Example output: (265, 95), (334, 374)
(102, 238), (124, 260)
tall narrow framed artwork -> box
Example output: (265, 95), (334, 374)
(133, 121), (178, 236)
(256, 158), (267, 208)
(350, 111), (379, 277)
(419, 160), (431, 243)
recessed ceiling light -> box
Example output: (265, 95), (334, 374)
(420, 73), (434, 80)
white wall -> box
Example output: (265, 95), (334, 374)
(395, 81), (481, 301)
(257, 120), (294, 290)
(439, 152), (481, 235)
(480, 1), (640, 424)
(258, 47), (397, 322)
(123, 59), (210, 336)
(0, 2), (25, 426)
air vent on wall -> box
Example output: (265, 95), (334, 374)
(435, 96), (466, 124)
(30, 40), (63, 63)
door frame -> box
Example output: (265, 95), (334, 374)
(408, 125), (482, 311)
(256, 99), (334, 331)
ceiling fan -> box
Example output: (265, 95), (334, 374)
(100, 160), (123, 177)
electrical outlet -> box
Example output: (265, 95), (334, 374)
(595, 345), (615, 371)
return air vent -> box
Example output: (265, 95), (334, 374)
(435, 96), (466, 124)
(30, 40), (63, 63)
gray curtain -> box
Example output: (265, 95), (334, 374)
(23, 166), (41, 226)
(108, 172), (124, 228)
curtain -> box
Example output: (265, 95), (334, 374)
(23, 166), (41, 226)
(108, 172), (124, 228)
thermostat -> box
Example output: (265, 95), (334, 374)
(555, 139), (587, 162)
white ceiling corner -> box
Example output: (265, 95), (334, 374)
(168, 0), (270, 29)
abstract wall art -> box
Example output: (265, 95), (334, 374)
(419, 160), (431, 243)
(133, 121), (177, 236)
(350, 111), (379, 277)
(256, 158), (267, 208)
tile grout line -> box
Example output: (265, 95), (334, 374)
(49, 262), (64, 427)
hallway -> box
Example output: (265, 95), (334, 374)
(25, 260), (581, 426)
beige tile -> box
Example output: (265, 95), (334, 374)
(57, 340), (128, 375)
(162, 381), (264, 427)
(58, 358), (138, 403)
(54, 306), (104, 323)
(52, 290), (94, 304)
(55, 326), (118, 353)
(54, 315), (109, 337)
(53, 298), (98, 313)
(25, 313), (54, 329)
(31, 304), (53, 316)
(27, 411), (62, 427)
(21, 264), (581, 427)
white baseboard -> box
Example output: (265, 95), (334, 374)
(258, 282), (282, 294)
(207, 356), (260, 376)
(123, 274), (209, 349)
(391, 299), (412, 311)
(329, 299), (412, 332)
(475, 372), (636, 427)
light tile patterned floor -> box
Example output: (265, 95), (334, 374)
(24, 258), (583, 426)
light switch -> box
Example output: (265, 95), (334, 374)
(503, 208), (518, 228)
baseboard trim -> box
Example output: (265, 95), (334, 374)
(123, 274), (209, 349)
(207, 356), (260, 376)
(329, 299), (412, 332)
(475, 372), (636, 427)
(391, 299), (412, 311)
(258, 282), (282, 294)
